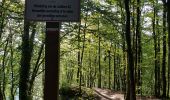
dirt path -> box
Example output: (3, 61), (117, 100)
(94, 88), (124, 100)
(94, 88), (161, 100)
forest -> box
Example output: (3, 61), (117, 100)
(0, 0), (170, 100)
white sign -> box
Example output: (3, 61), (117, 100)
(25, 0), (80, 21)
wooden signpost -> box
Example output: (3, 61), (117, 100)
(25, 0), (80, 99)
(44, 22), (60, 100)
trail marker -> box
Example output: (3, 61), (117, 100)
(25, 0), (80, 100)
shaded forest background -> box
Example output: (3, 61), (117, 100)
(0, 0), (170, 100)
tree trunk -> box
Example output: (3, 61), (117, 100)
(167, 0), (170, 97)
(124, 0), (136, 99)
(117, 47), (121, 91)
(108, 43), (112, 89)
(157, 28), (161, 97)
(98, 18), (102, 88)
(118, 0), (126, 92)
(29, 42), (44, 96)
(0, 86), (3, 100)
(19, 20), (31, 100)
(77, 23), (81, 83)
(162, 2), (167, 98)
(2, 35), (9, 99)
(153, 1), (158, 96)
(136, 0), (142, 95)
(122, 35), (126, 92)
(113, 44), (116, 90)
(10, 32), (14, 100)
(89, 47), (92, 88)
(79, 20), (86, 94)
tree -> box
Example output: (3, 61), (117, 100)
(108, 44), (112, 89)
(167, 0), (170, 97)
(124, 0), (136, 99)
(153, 0), (161, 96)
(19, 22), (36, 99)
(136, 0), (142, 95)
(98, 18), (102, 88)
(162, 1), (167, 98)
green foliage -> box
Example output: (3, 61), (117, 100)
(59, 85), (98, 99)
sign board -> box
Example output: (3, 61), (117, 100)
(25, 0), (80, 21)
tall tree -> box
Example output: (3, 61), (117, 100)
(153, 0), (161, 96)
(167, 0), (170, 97)
(19, 20), (30, 100)
(108, 43), (112, 89)
(98, 18), (102, 88)
(124, 0), (136, 99)
(113, 44), (117, 90)
(10, 33), (14, 100)
(79, 17), (87, 94)
(19, 22), (36, 99)
(162, 1), (167, 98)
(136, 0), (142, 95)
(77, 23), (81, 84)
(2, 35), (10, 99)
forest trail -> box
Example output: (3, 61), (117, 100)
(94, 88), (124, 100)
(94, 88), (161, 100)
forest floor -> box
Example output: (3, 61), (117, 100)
(94, 88), (161, 100)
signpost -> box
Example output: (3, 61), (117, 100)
(44, 22), (60, 100)
(25, 0), (80, 100)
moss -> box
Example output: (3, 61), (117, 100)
(59, 85), (98, 99)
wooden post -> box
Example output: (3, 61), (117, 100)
(44, 22), (60, 100)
